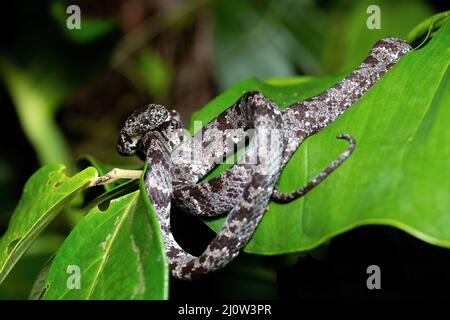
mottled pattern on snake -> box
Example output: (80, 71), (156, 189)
(117, 38), (412, 280)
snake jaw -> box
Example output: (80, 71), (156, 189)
(116, 132), (141, 156)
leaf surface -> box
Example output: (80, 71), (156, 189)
(0, 164), (97, 284)
(42, 182), (168, 299)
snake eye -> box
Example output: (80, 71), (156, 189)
(170, 109), (182, 125)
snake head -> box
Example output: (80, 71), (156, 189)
(117, 104), (173, 156)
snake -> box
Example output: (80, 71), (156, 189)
(117, 38), (412, 280)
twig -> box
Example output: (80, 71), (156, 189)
(88, 169), (143, 187)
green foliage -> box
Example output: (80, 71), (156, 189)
(1, 5), (450, 300)
(0, 164), (97, 284)
(407, 10), (450, 46)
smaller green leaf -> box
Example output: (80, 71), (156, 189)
(0, 164), (97, 285)
(407, 10), (450, 47)
(42, 185), (168, 300)
(323, 0), (433, 73)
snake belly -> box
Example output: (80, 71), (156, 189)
(119, 37), (412, 280)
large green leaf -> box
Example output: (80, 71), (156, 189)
(195, 19), (450, 254)
(0, 164), (97, 284)
(42, 186), (168, 299)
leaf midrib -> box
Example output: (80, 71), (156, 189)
(85, 193), (138, 299)
(0, 178), (92, 284)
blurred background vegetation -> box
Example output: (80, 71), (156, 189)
(0, 0), (449, 299)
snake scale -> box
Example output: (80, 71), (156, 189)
(117, 38), (412, 280)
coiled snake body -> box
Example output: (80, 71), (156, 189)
(117, 38), (412, 280)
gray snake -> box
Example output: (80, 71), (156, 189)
(117, 38), (412, 280)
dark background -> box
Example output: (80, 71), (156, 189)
(0, 0), (449, 299)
